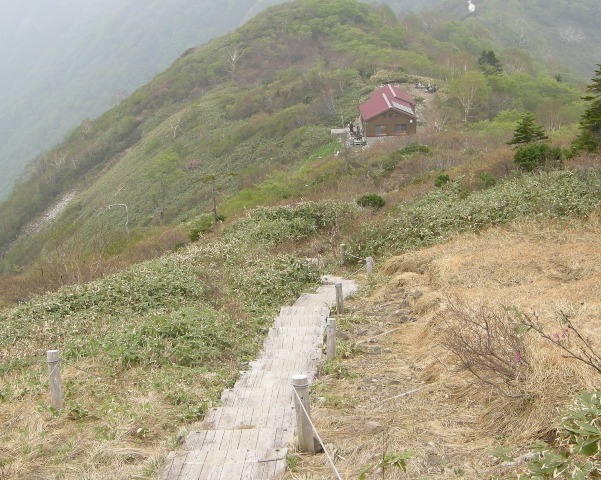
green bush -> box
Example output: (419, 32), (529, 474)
(495, 388), (601, 479)
(188, 214), (215, 241)
(357, 194), (386, 209)
(479, 172), (497, 188)
(513, 143), (565, 172)
(434, 173), (451, 187)
(396, 144), (432, 156)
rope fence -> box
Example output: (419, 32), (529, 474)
(338, 243), (374, 281)
(292, 378), (343, 480)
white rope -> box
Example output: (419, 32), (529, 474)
(292, 386), (343, 480)
(344, 264), (366, 280)
(345, 252), (367, 261)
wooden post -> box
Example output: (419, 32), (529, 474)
(339, 243), (346, 265)
(366, 256), (374, 279)
(335, 283), (344, 315)
(46, 350), (63, 409)
(326, 318), (336, 360)
(292, 375), (315, 453)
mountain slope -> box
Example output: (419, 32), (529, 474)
(2, 0), (597, 202)
(0, 0), (587, 283)
(418, 0), (601, 79)
(0, 0), (290, 199)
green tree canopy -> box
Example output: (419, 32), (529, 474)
(478, 50), (503, 75)
(449, 70), (491, 122)
(507, 112), (548, 146)
(513, 143), (564, 172)
(573, 64), (601, 153)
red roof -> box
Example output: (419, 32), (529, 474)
(359, 84), (416, 121)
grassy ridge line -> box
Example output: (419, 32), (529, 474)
(1, 170), (600, 477)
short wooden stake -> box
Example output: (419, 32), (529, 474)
(366, 257), (374, 279)
(339, 243), (346, 265)
(292, 374), (315, 454)
(46, 350), (63, 409)
(335, 283), (344, 315)
(326, 318), (336, 360)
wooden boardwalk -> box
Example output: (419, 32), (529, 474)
(163, 276), (357, 480)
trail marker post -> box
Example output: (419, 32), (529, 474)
(292, 374), (315, 453)
(326, 318), (336, 360)
(339, 243), (346, 265)
(366, 256), (374, 279)
(335, 283), (344, 315)
(46, 350), (63, 409)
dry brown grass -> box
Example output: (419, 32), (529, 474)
(0, 361), (194, 480)
(284, 218), (601, 479)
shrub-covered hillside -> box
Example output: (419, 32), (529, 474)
(0, 0), (588, 288)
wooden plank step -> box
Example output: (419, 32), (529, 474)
(221, 387), (293, 407)
(171, 448), (287, 480)
(267, 325), (323, 335)
(279, 306), (329, 318)
(203, 404), (295, 430)
(183, 427), (287, 451)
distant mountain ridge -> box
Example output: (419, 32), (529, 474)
(0, 0), (291, 199)
(0, 0), (598, 200)
(0, 0), (588, 278)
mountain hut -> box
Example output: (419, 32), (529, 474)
(358, 84), (417, 138)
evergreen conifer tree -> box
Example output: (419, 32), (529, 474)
(507, 112), (548, 146)
(573, 64), (601, 152)
(477, 50), (503, 75)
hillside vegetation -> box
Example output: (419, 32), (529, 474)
(1, 1), (601, 478)
(2, 0), (596, 200)
(0, 0), (587, 290)
(0, 0), (286, 199)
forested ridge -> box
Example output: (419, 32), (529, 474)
(1, 0), (598, 200)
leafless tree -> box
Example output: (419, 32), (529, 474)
(98, 203), (130, 234)
(510, 20), (529, 48)
(558, 25), (585, 44)
(170, 115), (182, 138)
(226, 46), (246, 79)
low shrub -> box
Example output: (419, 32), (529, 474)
(188, 214), (215, 241)
(513, 143), (565, 172)
(495, 388), (601, 478)
(478, 171), (497, 188)
(357, 194), (386, 209)
(395, 144), (432, 156)
(434, 173), (451, 188)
